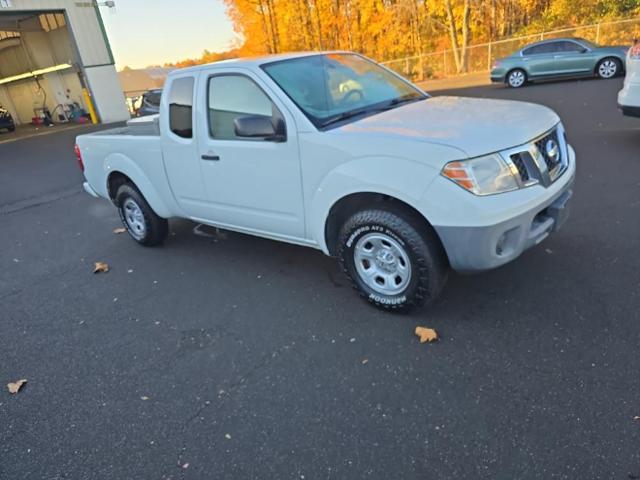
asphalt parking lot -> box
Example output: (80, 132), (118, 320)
(2, 77), (639, 480)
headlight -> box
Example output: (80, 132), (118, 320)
(441, 154), (519, 196)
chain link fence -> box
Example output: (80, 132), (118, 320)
(382, 17), (640, 82)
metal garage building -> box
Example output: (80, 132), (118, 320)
(0, 0), (129, 126)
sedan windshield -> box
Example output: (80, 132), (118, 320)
(261, 53), (426, 129)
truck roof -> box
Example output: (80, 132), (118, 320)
(169, 51), (352, 76)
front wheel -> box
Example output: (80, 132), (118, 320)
(506, 69), (527, 88)
(115, 183), (168, 246)
(597, 58), (621, 79)
(337, 209), (449, 312)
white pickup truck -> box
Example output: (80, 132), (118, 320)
(77, 52), (575, 311)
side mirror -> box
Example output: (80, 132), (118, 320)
(234, 115), (285, 142)
(580, 48), (589, 53)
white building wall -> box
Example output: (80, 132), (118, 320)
(7, 0), (112, 66)
(84, 65), (127, 124)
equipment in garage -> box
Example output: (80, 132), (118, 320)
(0, 1), (129, 128)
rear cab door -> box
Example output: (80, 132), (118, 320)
(160, 73), (212, 219)
(521, 42), (558, 78)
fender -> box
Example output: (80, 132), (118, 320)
(103, 152), (179, 219)
(309, 155), (441, 253)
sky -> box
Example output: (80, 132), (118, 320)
(99, 0), (237, 70)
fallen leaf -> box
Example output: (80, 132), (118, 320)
(7, 379), (27, 394)
(113, 227), (127, 234)
(415, 327), (438, 344)
(361, 359), (369, 365)
(140, 396), (150, 401)
(634, 416), (640, 421)
(224, 433), (231, 439)
(93, 262), (109, 274)
(181, 463), (189, 469)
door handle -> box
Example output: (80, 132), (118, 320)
(201, 154), (220, 161)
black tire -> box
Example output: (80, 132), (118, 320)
(8, 126), (15, 132)
(337, 208), (449, 312)
(506, 68), (527, 88)
(596, 57), (621, 79)
(115, 183), (168, 246)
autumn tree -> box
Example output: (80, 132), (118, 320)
(215, 0), (640, 76)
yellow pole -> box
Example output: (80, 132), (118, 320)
(82, 88), (99, 124)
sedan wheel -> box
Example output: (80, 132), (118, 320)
(597, 59), (619, 79)
(507, 69), (526, 88)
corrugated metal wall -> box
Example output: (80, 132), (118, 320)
(0, 1), (129, 123)
(3, 0), (112, 67)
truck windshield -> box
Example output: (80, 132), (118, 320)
(261, 53), (426, 129)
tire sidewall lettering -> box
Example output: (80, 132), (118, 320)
(369, 293), (407, 305)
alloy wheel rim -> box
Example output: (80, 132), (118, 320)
(599, 60), (617, 78)
(353, 232), (412, 296)
(509, 71), (525, 87)
(123, 198), (146, 240)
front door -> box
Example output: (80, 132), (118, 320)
(195, 69), (305, 240)
(552, 40), (595, 75)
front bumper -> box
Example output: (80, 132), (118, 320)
(432, 146), (576, 273)
(83, 181), (99, 198)
(619, 104), (640, 117)
(618, 75), (640, 117)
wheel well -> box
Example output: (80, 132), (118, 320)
(595, 56), (624, 74)
(107, 171), (134, 205)
(506, 67), (527, 81)
(324, 192), (447, 260)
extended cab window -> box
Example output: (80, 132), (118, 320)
(169, 77), (194, 139)
(208, 75), (279, 140)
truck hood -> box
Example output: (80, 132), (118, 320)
(336, 96), (560, 158)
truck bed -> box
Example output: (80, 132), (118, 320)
(92, 115), (161, 137)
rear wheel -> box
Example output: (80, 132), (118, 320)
(506, 69), (527, 88)
(115, 184), (168, 246)
(337, 208), (448, 312)
(596, 58), (621, 79)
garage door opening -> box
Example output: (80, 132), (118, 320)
(0, 2), (129, 141)
(0, 11), (94, 131)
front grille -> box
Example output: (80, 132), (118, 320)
(510, 152), (530, 182)
(534, 129), (562, 172)
(502, 126), (568, 188)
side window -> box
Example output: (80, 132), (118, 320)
(556, 41), (584, 53)
(168, 77), (194, 139)
(208, 75), (279, 140)
(523, 43), (555, 56)
(146, 91), (162, 107)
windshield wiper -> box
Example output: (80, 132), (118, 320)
(319, 107), (384, 128)
(386, 94), (424, 107)
(319, 94), (425, 129)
